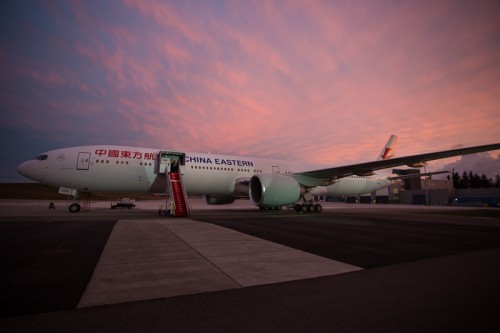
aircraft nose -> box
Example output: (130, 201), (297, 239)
(17, 160), (44, 181)
(16, 161), (30, 178)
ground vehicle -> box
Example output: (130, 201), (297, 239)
(111, 198), (135, 209)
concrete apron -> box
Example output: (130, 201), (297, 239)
(78, 219), (362, 308)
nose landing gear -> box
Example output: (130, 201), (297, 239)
(67, 189), (82, 213)
(69, 203), (81, 213)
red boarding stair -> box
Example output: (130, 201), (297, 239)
(168, 171), (189, 217)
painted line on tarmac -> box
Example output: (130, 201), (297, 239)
(78, 218), (362, 307)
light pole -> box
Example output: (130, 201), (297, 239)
(424, 164), (429, 206)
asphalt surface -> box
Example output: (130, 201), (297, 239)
(195, 211), (500, 268)
(1, 201), (500, 332)
(0, 220), (117, 318)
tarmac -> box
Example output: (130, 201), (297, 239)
(78, 218), (360, 307)
(1, 199), (500, 332)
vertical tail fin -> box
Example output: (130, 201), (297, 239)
(377, 135), (398, 160)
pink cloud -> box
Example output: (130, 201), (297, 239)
(159, 39), (193, 64)
(4, 0), (499, 179)
(88, 0), (500, 160)
(123, 0), (205, 44)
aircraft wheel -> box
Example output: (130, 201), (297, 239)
(308, 204), (315, 212)
(301, 204), (309, 212)
(69, 203), (81, 213)
(294, 204), (301, 212)
(315, 204), (323, 213)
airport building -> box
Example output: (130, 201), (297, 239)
(450, 188), (500, 207)
(397, 178), (453, 206)
(346, 169), (500, 207)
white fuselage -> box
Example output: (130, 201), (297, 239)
(17, 145), (392, 198)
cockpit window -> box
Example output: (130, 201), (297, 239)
(35, 154), (48, 161)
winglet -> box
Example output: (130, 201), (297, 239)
(377, 135), (398, 160)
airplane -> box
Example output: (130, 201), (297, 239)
(16, 135), (500, 213)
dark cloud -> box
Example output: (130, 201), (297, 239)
(441, 152), (500, 178)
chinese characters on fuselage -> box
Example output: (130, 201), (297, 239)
(94, 149), (157, 160)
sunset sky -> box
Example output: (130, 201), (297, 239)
(1, 0), (499, 182)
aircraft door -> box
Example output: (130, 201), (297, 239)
(156, 153), (170, 174)
(272, 166), (280, 174)
(156, 151), (185, 174)
(77, 152), (91, 170)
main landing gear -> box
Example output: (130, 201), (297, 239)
(293, 203), (323, 213)
(292, 191), (323, 213)
(259, 206), (283, 211)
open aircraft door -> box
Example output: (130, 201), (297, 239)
(156, 151), (186, 174)
(77, 152), (91, 170)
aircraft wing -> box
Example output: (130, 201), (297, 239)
(297, 142), (500, 181)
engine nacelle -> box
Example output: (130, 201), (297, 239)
(249, 174), (301, 207)
(204, 194), (236, 205)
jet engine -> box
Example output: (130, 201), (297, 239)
(249, 174), (301, 207)
(204, 194), (236, 205)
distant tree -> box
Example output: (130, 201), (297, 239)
(469, 172), (476, 188)
(460, 171), (470, 189)
(452, 171), (461, 189)
(481, 175), (492, 188)
(471, 172), (482, 188)
(452, 171), (497, 189)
